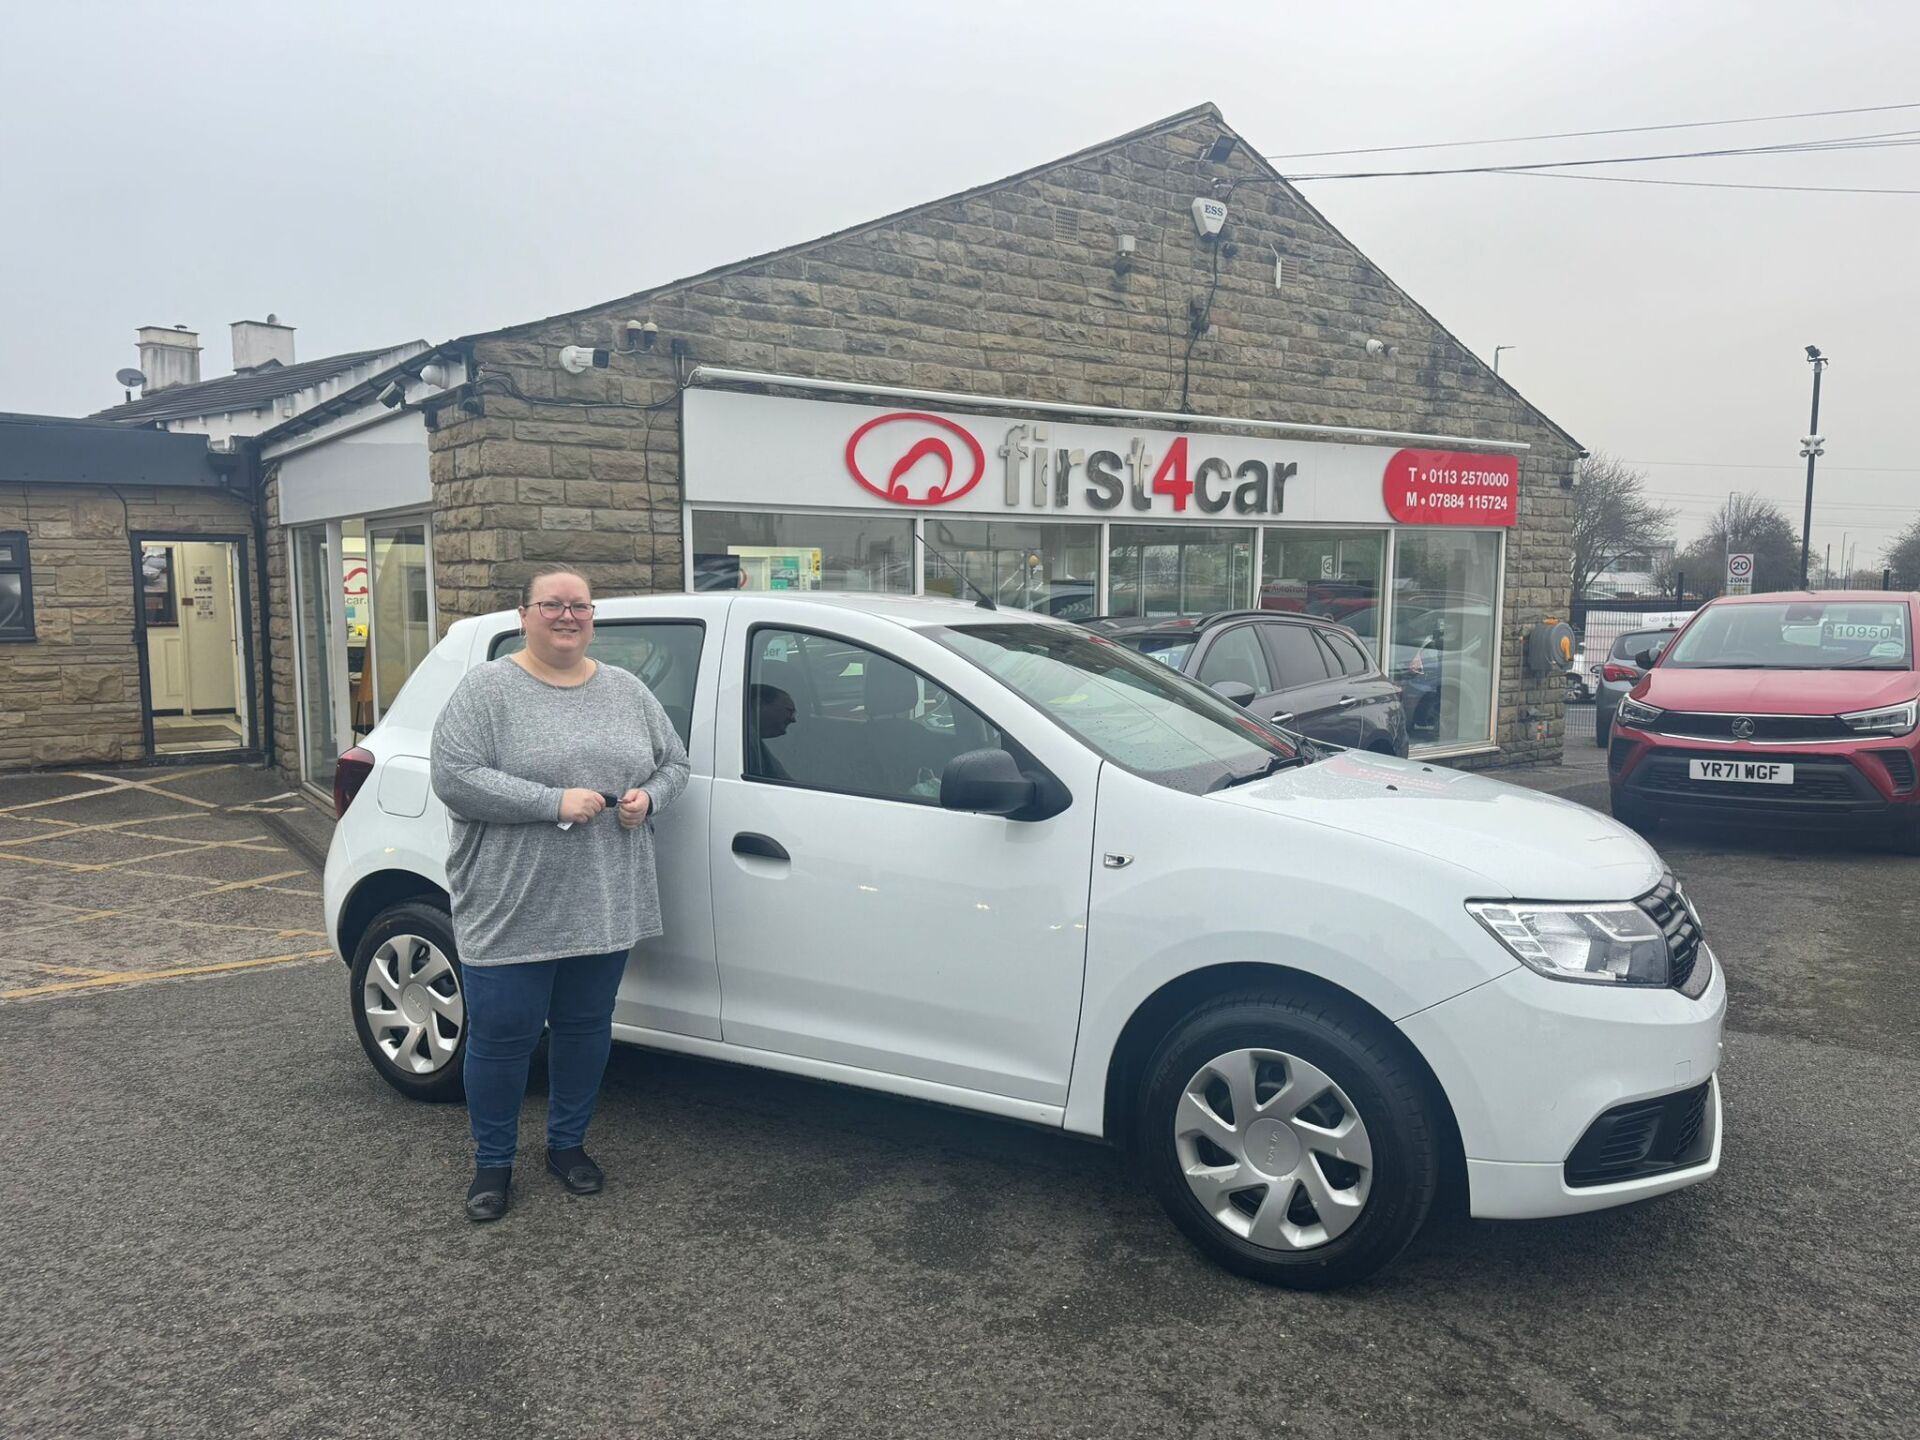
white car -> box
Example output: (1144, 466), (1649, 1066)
(325, 593), (1725, 1288)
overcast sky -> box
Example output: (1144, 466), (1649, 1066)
(3, 1), (1915, 565)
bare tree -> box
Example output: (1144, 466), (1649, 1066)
(1666, 493), (1800, 598)
(1571, 453), (1677, 598)
(1886, 515), (1920, 589)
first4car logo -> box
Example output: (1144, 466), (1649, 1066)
(844, 412), (986, 506)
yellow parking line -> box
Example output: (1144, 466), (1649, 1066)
(29, 962), (116, 977)
(199, 868), (311, 895)
(1, 949), (335, 1000)
(0, 813), (216, 848)
(68, 771), (225, 809)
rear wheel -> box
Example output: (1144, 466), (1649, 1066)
(1134, 991), (1439, 1290)
(349, 899), (467, 1102)
(1595, 712), (1612, 748)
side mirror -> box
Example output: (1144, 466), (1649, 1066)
(940, 748), (1038, 818)
(1633, 650), (1655, 670)
(1211, 680), (1258, 707)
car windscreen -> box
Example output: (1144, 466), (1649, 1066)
(1663, 601), (1913, 670)
(930, 622), (1298, 795)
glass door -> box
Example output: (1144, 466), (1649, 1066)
(292, 524), (344, 789)
(368, 520), (433, 719)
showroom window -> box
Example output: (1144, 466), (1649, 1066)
(691, 511), (912, 594)
(924, 518), (1101, 619)
(1390, 530), (1500, 751)
(0, 532), (35, 641)
(1107, 525), (1254, 618)
(1261, 528), (1385, 658)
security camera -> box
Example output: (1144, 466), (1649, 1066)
(1804, 345), (1822, 361)
(558, 345), (612, 375)
(376, 379), (407, 409)
(626, 319), (659, 352)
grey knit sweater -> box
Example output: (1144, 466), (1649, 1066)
(429, 657), (690, 967)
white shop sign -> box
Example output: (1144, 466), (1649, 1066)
(684, 388), (1516, 527)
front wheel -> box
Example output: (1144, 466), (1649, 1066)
(1134, 992), (1440, 1290)
(1610, 789), (1657, 834)
(349, 899), (467, 1102)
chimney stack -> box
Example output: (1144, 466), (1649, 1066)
(230, 314), (295, 373)
(136, 325), (202, 392)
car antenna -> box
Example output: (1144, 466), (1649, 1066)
(911, 530), (996, 610)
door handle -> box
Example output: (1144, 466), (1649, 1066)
(732, 832), (790, 862)
(1338, 696), (1364, 708)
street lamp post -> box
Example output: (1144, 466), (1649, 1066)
(1799, 345), (1829, 588)
(1494, 345), (1515, 376)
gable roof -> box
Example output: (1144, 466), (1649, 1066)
(89, 346), (410, 425)
(454, 102), (1580, 454)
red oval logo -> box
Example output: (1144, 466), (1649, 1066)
(845, 412), (986, 507)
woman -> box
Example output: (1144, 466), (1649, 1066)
(430, 565), (689, 1222)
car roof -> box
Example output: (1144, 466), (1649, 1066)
(449, 590), (1068, 639)
(1705, 589), (1918, 606)
(1087, 609), (1345, 635)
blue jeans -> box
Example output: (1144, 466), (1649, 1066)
(461, 950), (629, 1169)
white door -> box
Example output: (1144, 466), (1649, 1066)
(706, 603), (1100, 1108)
(179, 541), (238, 714)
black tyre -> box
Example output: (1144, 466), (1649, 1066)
(349, 899), (468, 1102)
(1891, 812), (1920, 856)
(1133, 991), (1440, 1290)
(1595, 713), (1611, 748)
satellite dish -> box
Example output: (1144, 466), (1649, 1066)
(116, 368), (147, 389)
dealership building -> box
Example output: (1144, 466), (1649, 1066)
(6, 105), (1581, 787)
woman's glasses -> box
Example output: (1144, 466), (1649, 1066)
(529, 600), (595, 620)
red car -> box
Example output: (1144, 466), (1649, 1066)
(1608, 591), (1919, 852)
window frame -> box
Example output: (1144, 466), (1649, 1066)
(740, 621), (1052, 808)
(0, 530), (35, 643)
(489, 618), (708, 747)
(140, 544), (179, 628)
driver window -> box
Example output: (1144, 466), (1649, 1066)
(746, 628), (1005, 803)
(492, 621), (705, 744)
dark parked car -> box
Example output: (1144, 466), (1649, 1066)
(1087, 610), (1409, 755)
(1594, 626), (1679, 746)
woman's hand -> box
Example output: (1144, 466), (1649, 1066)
(558, 788), (608, 825)
(617, 788), (651, 829)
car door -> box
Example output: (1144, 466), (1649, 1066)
(489, 612), (724, 1040)
(706, 601), (1102, 1111)
(1253, 619), (1348, 741)
(1315, 626), (1398, 749)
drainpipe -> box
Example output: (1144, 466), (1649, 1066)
(235, 442), (276, 769)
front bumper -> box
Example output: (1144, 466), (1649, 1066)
(1398, 949), (1726, 1220)
(1609, 730), (1919, 822)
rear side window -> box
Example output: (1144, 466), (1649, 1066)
(1612, 630), (1675, 661)
(1319, 629), (1372, 677)
(492, 621), (705, 744)
(1264, 623), (1332, 687)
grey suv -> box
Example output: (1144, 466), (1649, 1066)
(1087, 611), (1409, 754)
(1595, 627), (1679, 747)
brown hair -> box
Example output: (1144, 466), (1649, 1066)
(520, 565), (590, 607)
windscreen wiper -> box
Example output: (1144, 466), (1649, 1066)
(1209, 752), (1304, 792)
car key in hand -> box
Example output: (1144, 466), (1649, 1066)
(558, 792), (626, 831)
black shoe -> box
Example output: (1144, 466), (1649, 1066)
(546, 1145), (604, 1195)
(465, 1165), (512, 1222)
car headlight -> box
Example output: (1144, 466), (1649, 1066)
(1839, 699), (1917, 737)
(1467, 900), (1672, 985)
(1615, 695), (1662, 727)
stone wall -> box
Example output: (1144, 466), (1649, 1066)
(309, 105), (1578, 769)
(0, 483), (260, 771)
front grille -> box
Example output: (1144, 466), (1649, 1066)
(1653, 711), (1850, 743)
(1629, 751), (1876, 809)
(1565, 1081), (1714, 1187)
(1883, 750), (1917, 792)
(1638, 875), (1702, 989)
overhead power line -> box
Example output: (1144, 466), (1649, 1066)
(1265, 101), (1920, 160)
(1284, 128), (1920, 181)
(1509, 170), (1920, 196)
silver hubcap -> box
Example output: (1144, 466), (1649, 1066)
(1174, 1047), (1375, 1251)
(363, 934), (463, 1075)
